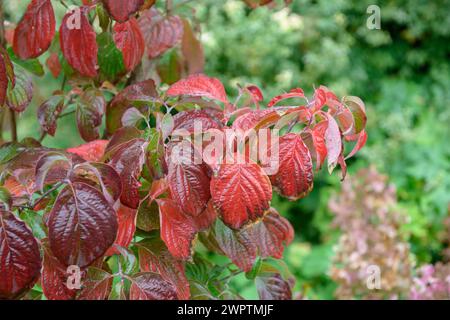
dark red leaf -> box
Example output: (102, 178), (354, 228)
(35, 151), (71, 192)
(106, 80), (157, 134)
(78, 267), (113, 300)
(137, 238), (190, 300)
(256, 273), (292, 300)
(105, 205), (137, 256)
(71, 162), (122, 205)
(66, 140), (108, 162)
(102, 0), (144, 22)
(167, 74), (228, 104)
(37, 95), (65, 136)
(248, 208), (294, 259)
(114, 17), (145, 72)
(167, 142), (211, 217)
(214, 219), (257, 272)
(157, 198), (197, 260)
(13, 0), (56, 59)
(108, 138), (147, 208)
(270, 133), (313, 200)
(138, 9), (183, 59)
(60, 7), (98, 77)
(0, 210), (41, 299)
(211, 161), (272, 229)
(76, 89), (106, 142)
(41, 241), (77, 300)
(129, 272), (177, 300)
(48, 182), (118, 267)
(267, 88), (305, 107)
(191, 200), (218, 231)
(343, 96), (367, 135)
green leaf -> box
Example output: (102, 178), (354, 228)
(0, 186), (12, 210)
(7, 47), (44, 77)
(97, 32), (125, 79)
(0, 142), (21, 165)
(6, 64), (33, 113)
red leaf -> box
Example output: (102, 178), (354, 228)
(324, 113), (342, 173)
(246, 85), (264, 104)
(76, 89), (106, 142)
(167, 74), (228, 104)
(78, 267), (113, 300)
(46, 52), (62, 78)
(0, 47), (15, 106)
(48, 182), (118, 267)
(167, 142), (211, 217)
(37, 95), (65, 136)
(129, 272), (177, 300)
(248, 208), (294, 259)
(267, 88), (305, 107)
(311, 120), (328, 169)
(0, 210), (41, 299)
(60, 7), (98, 77)
(67, 140), (109, 162)
(181, 18), (204, 75)
(191, 200), (218, 231)
(173, 110), (222, 134)
(232, 109), (278, 132)
(345, 130), (367, 160)
(41, 241), (77, 300)
(105, 205), (137, 256)
(256, 273), (293, 300)
(108, 138), (147, 209)
(138, 9), (183, 59)
(13, 0), (55, 59)
(270, 133), (313, 200)
(343, 96), (367, 135)
(106, 80), (157, 134)
(102, 0), (144, 22)
(137, 238), (190, 300)
(157, 198), (197, 260)
(35, 152), (71, 192)
(211, 161), (272, 229)
(214, 219), (257, 272)
(114, 18), (145, 72)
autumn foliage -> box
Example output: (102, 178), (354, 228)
(0, 0), (367, 300)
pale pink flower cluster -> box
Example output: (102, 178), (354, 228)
(410, 263), (450, 300)
(329, 167), (413, 299)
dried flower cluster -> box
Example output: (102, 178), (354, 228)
(329, 167), (413, 299)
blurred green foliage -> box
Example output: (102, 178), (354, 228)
(3, 0), (449, 299)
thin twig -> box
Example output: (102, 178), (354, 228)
(9, 109), (17, 142)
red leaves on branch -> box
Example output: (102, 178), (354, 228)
(268, 88), (305, 107)
(0, 210), (41, 299)
(102, 0), (145, 23)
(167, 74), (229, 104)
(211, 161), (272, 229)
(13, 0), (55, 59)
(270, 133), (313, 200)
(48, 182), (118, 268)
(114, 18), (145, 72)
(60, 7), (98, 77)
